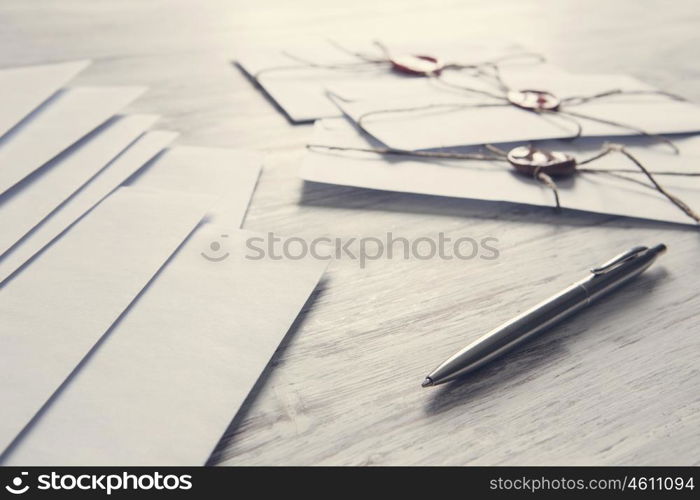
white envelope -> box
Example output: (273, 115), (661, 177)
(0, 114), (159, 258)
(127, 145), (262, 226)
(0, 187), (215, 455)
(329, 66), (700, 150)
(300, 118), (700, 226)
(4, 228), (328, 465)
(0, 60), (90, 139)
(236, 39), (539, 123)
(0, 130), (178, 284)
(0, 86), (145, 195)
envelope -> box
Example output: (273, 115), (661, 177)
(127, 145), (262, 226)
(0, 60), (90, 139)
(0, 114), (159, 258)
(0, 86), (145, 195)
(236, 39), (538, 123)
(329, 66), (700, 150)
(0, 130), (178, 285)
(3, 148), (318, 465)
(3, 228), (328, 465)
(300, 118), (700, 226)
(0, 187), (215, 455)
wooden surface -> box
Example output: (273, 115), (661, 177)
(2, 0), (699, 465)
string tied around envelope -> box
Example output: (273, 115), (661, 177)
(351, 70), (687, 153)
(306, 142), (700, 223)
(251, 39), (546, 82)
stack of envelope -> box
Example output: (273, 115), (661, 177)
(237, 39), (700, 225)
(0, 61), (328, 465)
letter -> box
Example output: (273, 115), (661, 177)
(338, 237), (356, 260)
(282, 236), (307, 260)
(245, 236), (265, 260)
(163, 475), (180, 490)
(137, 475), (154, 490)
(77, 475), (92, 490)
(530, 478), (540, 492)
(38, 475), (51, 490)
(179, 475), (193, 490)
(359, 236), (383, 268)
(60, 475), (76, 490)
(453, 237), (478, 259)
(480, 237), (499, 260)
(153, 472), (165, 490)
(438, 232), (452, 260)
(267, 232), (282, 260)
(122, 472), (138, 490)
(411, 236), (436, 260)
(309, 237), (332, 260)
(386, 232), (409, 259)
(93, 475), (106, 490)
(107, 475), (122, 495)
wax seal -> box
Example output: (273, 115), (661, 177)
(507, 89), (561, 111)
(507, 146), (576, 176)
(390, 55), (444, 76)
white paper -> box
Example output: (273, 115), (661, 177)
(0, 187), (216, 455)
(330, 67), (700, 150)
(300, 118), (700, 225)
(4, 227), (328, 465)
(0, 114), (159, 258)
(0, 86), (146, 195)
(0, 60), (90, 139)
(0, 130), (177, 284)
(127, 145), (262, 226)
(236, 39), (539, 123)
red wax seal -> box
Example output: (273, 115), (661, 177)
(507, 146), (577, 177)
(390, 55), (444, 76)
(507, 89), (561, 111)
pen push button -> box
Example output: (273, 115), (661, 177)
(590, 246), (648, 275)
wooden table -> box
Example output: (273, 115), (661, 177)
(2, 0), (698, 465)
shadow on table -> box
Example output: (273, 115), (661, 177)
(206, 278), (328, 465)
(299, 180), (700, 233)
(232, 62), (313, 125)
(423, 268), (669, 416)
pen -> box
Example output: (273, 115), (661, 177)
(422, 243), (667, 387)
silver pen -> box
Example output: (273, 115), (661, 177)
(422, 243), (667, 387)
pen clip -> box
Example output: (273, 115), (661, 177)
(590, 246), (648, 275)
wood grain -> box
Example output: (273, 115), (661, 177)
(2, 0), (698, 465)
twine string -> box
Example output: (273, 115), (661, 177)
(325, 39), (386, 63)
(345, 56), (685, 154)
(532, 166), (561, 210)
(555, 108), (679, 153)
(607, 144), (700, 222)
(253, 50), (386, 80)
(355, 101), (510, 132)
(428, 75), (512, 100)
(306, 142), (700, 223)
(252, 39), (546, 84)
(561, 88), (686, 107)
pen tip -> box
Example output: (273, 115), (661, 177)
(421, 377), (434, 388)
